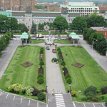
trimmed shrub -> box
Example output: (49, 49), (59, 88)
(71, 90), (77, 97)
(63, 67), (68, 76)
(101, 86), (107, 94)
(66, 76), (72, 84)
(37, 92), (45, 101)
(37, 75), (44, 84)
(57, 48), (61, 52)
(38, 66), (44, 75)
(39, 60), (44, 66)
(32, 87), (40, 96)
(61, 61), (65, 66)
(40, 48), (44, 54)
(84, 86), (97, 101)
(26, 87), (34, 96)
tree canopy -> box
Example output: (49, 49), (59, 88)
(70, 16), (87, 33)
(53, 16), (68, 33)
(86, 14), (105, 27)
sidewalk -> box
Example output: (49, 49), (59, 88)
(45, 45), (65, 94)
(80, 39), (107, 72)
(0, 39), (21, 78)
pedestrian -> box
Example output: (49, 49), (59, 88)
(52, 89), (55, 96)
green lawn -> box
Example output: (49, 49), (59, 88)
(31, 39), (44, 44)
(0, 46), (46, 91)
(54, 39), (72, 44)
(59, 46), (107, 98)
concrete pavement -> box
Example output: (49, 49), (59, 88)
(45, 45), (65, 94)
(0, 90), (46, 107)
(80, 39), (107, 72)
(0, 39), (21, 78)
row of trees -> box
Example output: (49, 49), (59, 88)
(70, 13), (107, 33)
(83, 28), (107, 55)
(31, 14), (107, 34)
(0, 32), (13, 55)
(30, 16), (68, 34)
(0, 15), (28, 33)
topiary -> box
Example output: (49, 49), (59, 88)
(66, 77), (72, 84)
(37, 92), (45, 101)
(37, 76), (44, 84)
(39, 60), (44, 66)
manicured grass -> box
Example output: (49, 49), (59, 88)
(31, 39), (44, 44)
(0, 46), (46, 91)
(54, 39), (72, 44)
(59, 46), (107, 99)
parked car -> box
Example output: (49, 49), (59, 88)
(52, 49), (56, 53)
(46, 46), (50, 50)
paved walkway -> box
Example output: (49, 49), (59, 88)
(45, 45), (65, 94)
(80, 39), (107, 72)
(0, 39), (21, 78)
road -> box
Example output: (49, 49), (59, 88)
(45, 45), (65, 94)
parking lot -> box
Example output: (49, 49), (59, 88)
(0, 91), (46, 107)
(73, 102), (105, 107)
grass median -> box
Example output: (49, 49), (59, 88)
(0, 46), (46, 101)
(57, 46), (107, 101)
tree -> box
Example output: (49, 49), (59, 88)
(86, 14), (105, 27)
(7, 17), (18, 31)
(83, 28), (95, 42)
(0, 15), (8, 33)
(38, 23), (44, 31)
(70, 16), (87, 33)
(18, 23), (28, 33)
(53, 16), (68, 33)
(30, 23), (36, 34)
(84, 86), (97, 100)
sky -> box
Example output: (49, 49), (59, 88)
(38, 0), (107, 3)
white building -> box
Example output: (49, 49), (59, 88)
(60, 2), (99, 16)
(11, 10), (80, 31)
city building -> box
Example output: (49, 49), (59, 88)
(0, 0), (36, 11)
(60, 2), (99, 16)
(0, 10), (80, 31)
(99, 4), (107, 13)
(0, 1), (101, 32)
(91, 27), (107, 38)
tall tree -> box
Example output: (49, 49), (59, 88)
(18, 23), (28, 33)
(70, 16), (87, 33)
(86, 14), (105, 27)
(53, 16), (68, 33)
(30, 23), (36, 34)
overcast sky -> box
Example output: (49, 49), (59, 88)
(38, 0), (107, 3)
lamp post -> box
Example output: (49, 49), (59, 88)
(92, 39), (97, 50)
(46, 85), (48, 103)
(69, 84), (71, 95)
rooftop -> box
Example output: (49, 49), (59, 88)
(91, 27), (107, 31)
(68, 2), (95, 7)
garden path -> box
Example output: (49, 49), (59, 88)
(45, 45), (65, 94)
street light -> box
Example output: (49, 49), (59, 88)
(46, 85), (48, 103)
(92, 39), (97, 50)
(69, 84), (71, 95)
